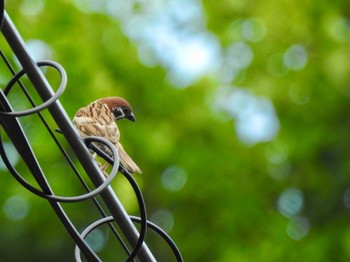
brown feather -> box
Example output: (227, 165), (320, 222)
(73, 98), (142, 174)
(117, 142), (142, 174)
(98, 97), (132, 112)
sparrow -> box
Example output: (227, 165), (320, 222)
(73, 97), (142, 175)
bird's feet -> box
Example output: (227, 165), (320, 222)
(97, 162), (109, 177)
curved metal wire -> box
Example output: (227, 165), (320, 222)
(130, 216), (184, 262)
(75, 216), (183, 262)
(0, 56), (148, 260)
(0, 61), (179, 260)
(0, 133), (120, 202)
(0, 69), (102, 261)
(116, 169), (147, 262)
(0, 61), (67, 117)
(0, 9), (183, 262)
(74, 169), (148, 262)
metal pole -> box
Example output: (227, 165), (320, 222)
(1, 11), (156, 262)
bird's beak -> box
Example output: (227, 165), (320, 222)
(127, 112), (136, 122)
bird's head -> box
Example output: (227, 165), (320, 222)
(99, 97), (136, 122)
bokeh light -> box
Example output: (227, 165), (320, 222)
(0, 142), (19, 171)
(241, 18), (267, 42)
(74, 0), (221, 88)
(161, 166), (187, 192)
(286, 216), (310, 240)
(267, 162), (291, 180)
(283, 44), (308, 71)
(265, 141), (291, 180)
(220, 41), (253, 83)
(328, 17), (350, 43)
(20, 0), (46, 16)
(214, 87), (280, 145)
(85, 228), (106, 253)
(2, 0), (350, 260)
(230, 18), (267, 43)
(150, 209), (174, 233)
(14, 39), (52, 67)
(277, 188), (303, 218)
(3, 195), (30, 221)
(265, 141), (289, 165)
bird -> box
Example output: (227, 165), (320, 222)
(73, 97), (142, 175)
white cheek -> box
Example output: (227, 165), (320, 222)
(113, 107), (125, 120)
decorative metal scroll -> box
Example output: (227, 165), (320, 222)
(0, 6), (182, 262)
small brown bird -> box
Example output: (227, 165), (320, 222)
(73, 97), (142, 174)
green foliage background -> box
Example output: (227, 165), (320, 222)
(1, 0), (350, 261)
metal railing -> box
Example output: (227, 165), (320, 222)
(0, 4), (182, 262)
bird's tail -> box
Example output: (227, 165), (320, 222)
(117, 142), (142, 174)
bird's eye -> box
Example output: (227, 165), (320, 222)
(123, 107), (130, 113)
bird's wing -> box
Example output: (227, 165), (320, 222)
(73, 101), (120, 144)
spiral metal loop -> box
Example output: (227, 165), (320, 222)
(0, 61), (67, 117)
(0, 10), (183, 261)
(0, 57), (183, 261)
(0, 133), (119, 203)
(75, 216), (183, 262)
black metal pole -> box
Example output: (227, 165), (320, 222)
(1, 11), (156, 262)
(0, 0), (4, 30)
